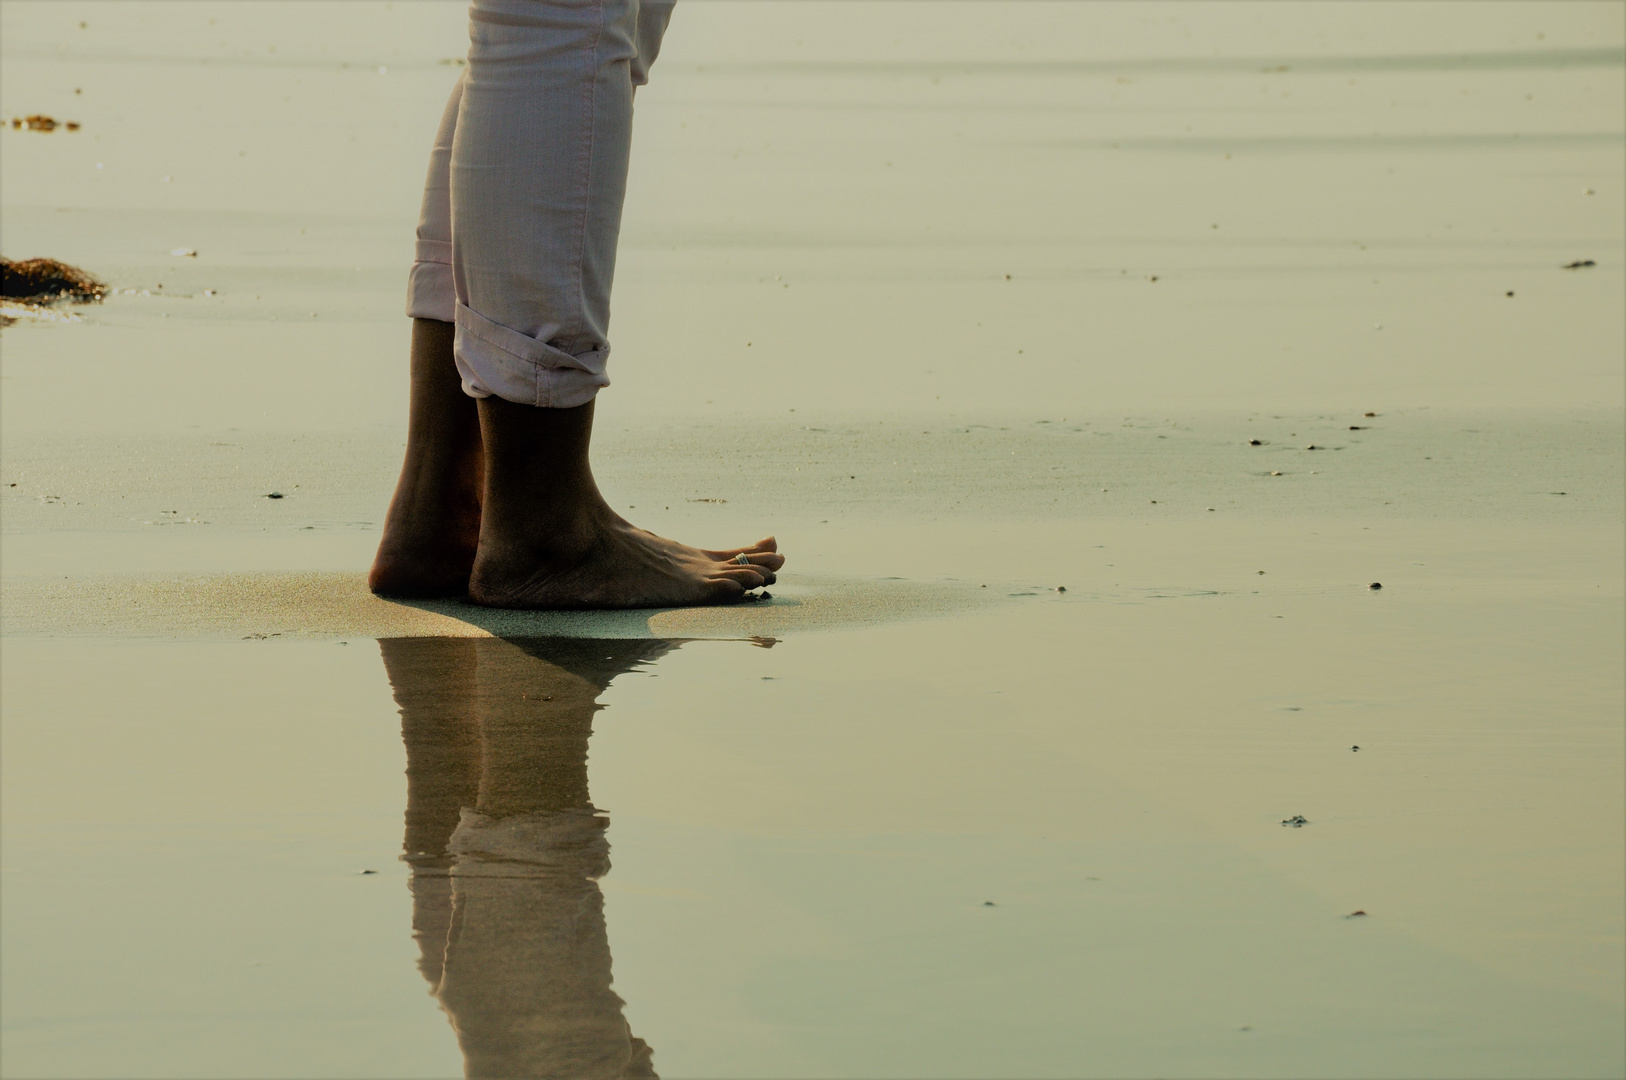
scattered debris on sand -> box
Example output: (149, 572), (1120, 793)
(1561, 259), (1596, 269)
(10, 115), (81, 132)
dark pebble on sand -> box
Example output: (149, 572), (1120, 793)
(1057, 586), (1066, 592)
(266, 492), (284, 499)
(1368, 582), (1382, 590)
(1281, 814), (1309, 827)
(1345, 910), (1367, 918)
(1364, 411), (1377, 417)
(983, 901), (996, 906)
(1561, 260), (1596, 269)
(359, 869), (376, 875)
(1348, 425), (1368, 430)
(1506, 291), (1515, 297)
(1248, 438), (1262, 445)
(759, 590), (772, 599)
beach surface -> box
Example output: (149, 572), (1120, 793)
(2, 3), (1623, 1077)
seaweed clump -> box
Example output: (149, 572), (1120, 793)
(1, 258), (106, 326)
(2, 257), (106, 303)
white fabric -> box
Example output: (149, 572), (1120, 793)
(408, 0), (675, 408)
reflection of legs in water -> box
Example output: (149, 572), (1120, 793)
(380, 637), (484, 989)
(382, 636), (673, 1079)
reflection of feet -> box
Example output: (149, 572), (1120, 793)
(470, 509), (784, 609)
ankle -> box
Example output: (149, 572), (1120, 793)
(478, 490), (612, 567)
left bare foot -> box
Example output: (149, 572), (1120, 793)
(370, 319), (484, 598)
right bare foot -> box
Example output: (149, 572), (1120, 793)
(468, 395), (785, 610)
(470, 516), (783, 609)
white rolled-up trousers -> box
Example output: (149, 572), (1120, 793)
(407, 0), (674, 408)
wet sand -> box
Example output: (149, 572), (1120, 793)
(2, 3), (1623, 1078)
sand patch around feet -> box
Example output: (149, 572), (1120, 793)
(0, 570), (999, 641)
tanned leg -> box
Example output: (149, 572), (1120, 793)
(369, 318), (485, 597)
(468, 396), (785, 609)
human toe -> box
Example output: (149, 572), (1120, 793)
(717, 564), (771, 588)
(704, 536), (779, 559)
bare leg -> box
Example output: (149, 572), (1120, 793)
(468, 396), (784, 609)
(369, 319), (485, 597)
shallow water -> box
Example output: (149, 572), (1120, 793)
(2, 3), (1623, 1077)
(4, 561), (1622, 1076)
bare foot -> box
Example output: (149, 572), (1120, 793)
(467, 396), (785, 610)
(370, 319), (485, 598)
(370, 476), (482, 598)
(471, 518), (783, 609)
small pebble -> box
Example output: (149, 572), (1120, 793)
(1368, 582), (1382, 590)
(1056, 586), (1066, 593)
(1248, 438), (1262, 445)
(1346, 910), (1367, 918)
(265, 491), (284, 499)
(1351, 745), (1361, 751)
(983, 901), (996, 907)
(759, 590), (772, 600)
(1364, 411), (1377, 417)
(1281, 814), (1309, 827)
(1505, 290), (1515, 297)
(359, 869), (376, 875)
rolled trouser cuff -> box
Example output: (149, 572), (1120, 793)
(453, 302), (610, 408)
(405, 239), (454, 322)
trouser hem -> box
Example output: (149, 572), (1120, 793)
(453, 302), (610, 408)
(405, 239), (454, 322)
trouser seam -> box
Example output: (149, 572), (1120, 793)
(559, 0), (609, 408)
